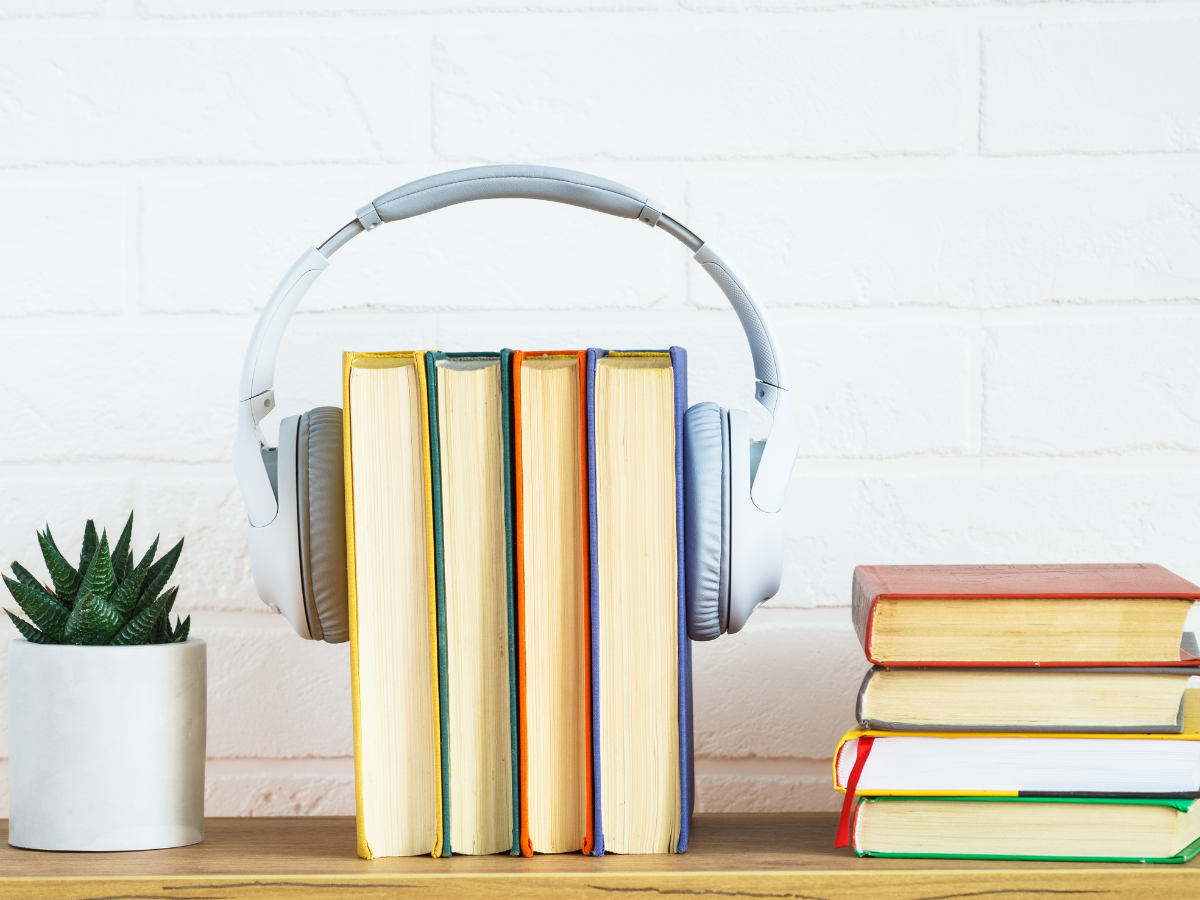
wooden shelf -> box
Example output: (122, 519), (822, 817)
(1, 813), (1196, 899)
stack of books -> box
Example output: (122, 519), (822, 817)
(834, 563), (1200, 863)
(341, 348), (692, 859)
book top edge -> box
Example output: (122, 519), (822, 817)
(853, 564), (1200, 600)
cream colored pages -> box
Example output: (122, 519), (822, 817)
(857, 798), (1185, 859)
(349, 362), (437, 858)
(595, 356), (681, 855)
(437, 360), (512, 856)
(861, 670), (1190, 730)
(520, 358), (588, 853)
(871, 597), (1192, 663)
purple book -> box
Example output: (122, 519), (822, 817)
(587, 347), (693, 856)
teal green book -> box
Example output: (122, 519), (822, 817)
(425, 351), (520, 857)
(852, 796), (1200, 863)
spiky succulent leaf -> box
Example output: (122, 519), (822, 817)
(111, 512), (134, 583)
(5, 609), (52, 644)
(108, 536), (157, 622)
(38, 527), (79, 606)
(156, 587), (179, 644)
(10, 561), (51, 598)
(76, 520), (98, 598)
(10, 514), (188, 646)
(3, 575), (68, 640)
(9, 563), (63, 629)
(64, 590), (124, 645)
(110, 587), (175, 646)
(76, 531), (116, 606)
(165, 613), (191, 643)
(134, 537), (182, 616)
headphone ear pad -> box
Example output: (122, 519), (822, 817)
(683, 402), (731, 641)
(297, 407), (350, 644)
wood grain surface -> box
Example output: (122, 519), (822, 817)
(1, 813), (1196, 899)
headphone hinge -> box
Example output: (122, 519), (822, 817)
(637, 199), (663, 228)
(249, 389), (276, 427)
(355, 203), (383, 231)
(755, 380), (782, 415)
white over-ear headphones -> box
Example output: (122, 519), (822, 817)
(233, 166), (799, 644)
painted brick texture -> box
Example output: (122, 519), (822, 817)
(982, 21), (1200, 156)
(1, 2), (1197, 818)
(0, 36), (415, 166)
(432, 27), (966, 160)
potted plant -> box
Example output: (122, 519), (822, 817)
(4, 512), (205, 852)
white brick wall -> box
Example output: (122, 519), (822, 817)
(431, 27), (967, 159)
(1, 0), (1197, 819)
(982, 21), (1200, 156)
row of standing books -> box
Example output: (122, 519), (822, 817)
(342, 348), (693, 859)
(835, 563), (1200, 863)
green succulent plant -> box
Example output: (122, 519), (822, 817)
(4, 512), (190, 646)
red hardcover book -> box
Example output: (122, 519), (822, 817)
(852, 564), (1200, 668)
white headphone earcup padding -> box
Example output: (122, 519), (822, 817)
(297, 407), (349, 644)
(684, 401), (731, 641)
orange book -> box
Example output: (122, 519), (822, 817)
(512, 350), (594, 856)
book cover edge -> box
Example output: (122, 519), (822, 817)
(342, 352), (372, 861)
(671, 345), (692, 854)
(416, 352), (447, 859)
(500, 348), (522, 857)
(511, 350), (533, 857)
(586, 348), (604, 857)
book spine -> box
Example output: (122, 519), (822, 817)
(671, 346), (692, 854)
(577, 350), (595, 857)
(341, 352), (372, 861)
(501, 349), (523, 857)
(851, 566), (887, 662)
(586, 348), (604, 857)
(854, 668), (875, 727)
(511, 351), (533, 857)
(421, 352), (451, 857)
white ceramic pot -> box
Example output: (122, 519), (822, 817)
(7, 638), (206, 851)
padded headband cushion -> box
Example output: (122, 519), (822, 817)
(297, 407), (349, 644)
(684, 402), (730, 641)
(370, 165), (650, 223)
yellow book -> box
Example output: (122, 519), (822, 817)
(343, 351), (443, 859)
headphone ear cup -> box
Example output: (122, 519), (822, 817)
(297, 407), (350, 644)
(683, 402), (731, 641)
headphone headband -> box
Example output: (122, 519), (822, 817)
(365, 165), (662, 227)
(234, 165), (798, 530)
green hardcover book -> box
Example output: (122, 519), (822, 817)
(425, 351), (520, 857)
(851, 796), (1200, 863)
